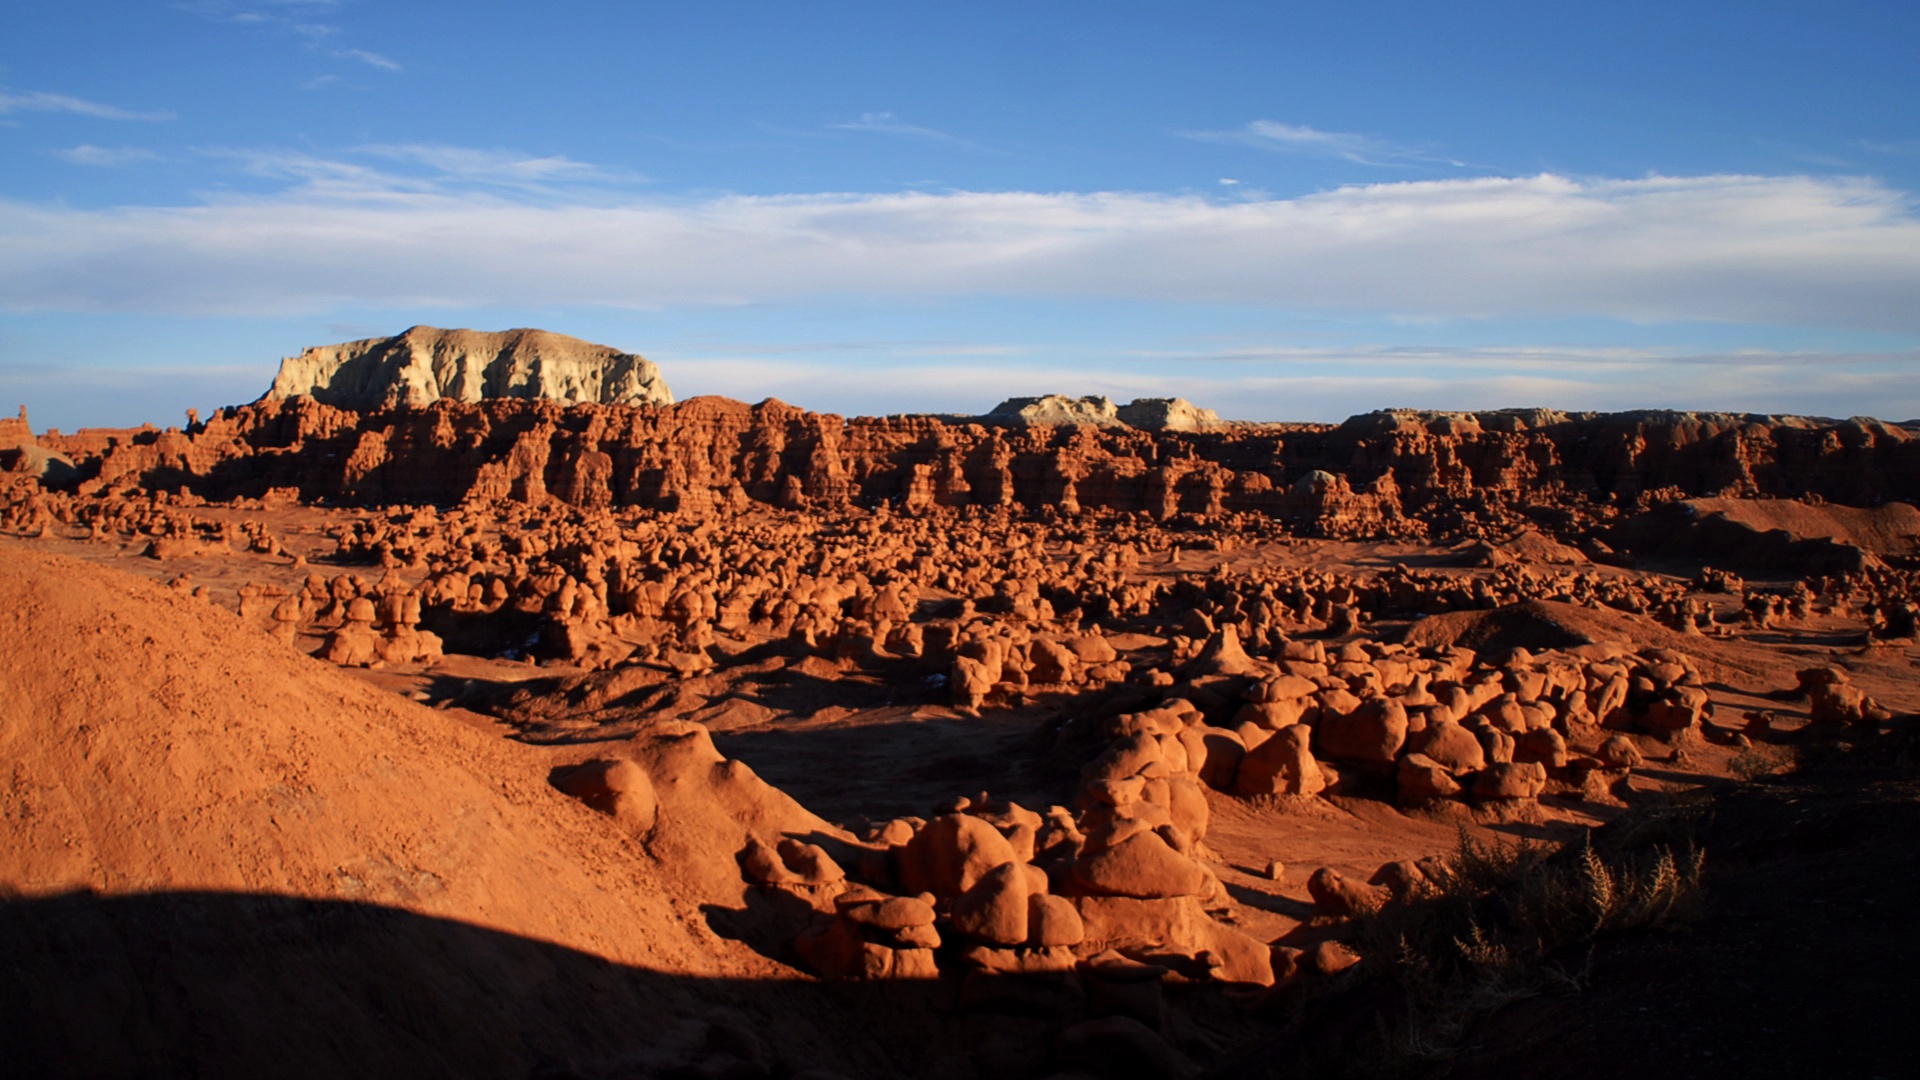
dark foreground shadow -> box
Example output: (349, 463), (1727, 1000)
(0, 889), (965, 1080)
(712, 709), (1068, 824)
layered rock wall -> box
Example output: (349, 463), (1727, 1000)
(36, 399), (1920, 536)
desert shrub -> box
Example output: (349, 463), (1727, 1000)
(1346, 806), (1707, 1074)
(1728, 743), (1794, 780)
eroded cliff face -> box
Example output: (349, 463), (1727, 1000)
(35, 399), (1920, 539)
(263, 326), (674, 410)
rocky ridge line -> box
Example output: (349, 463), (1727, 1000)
(30, 398), (1920, 545)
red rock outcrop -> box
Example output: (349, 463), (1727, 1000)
(29, 399), (1920, 543)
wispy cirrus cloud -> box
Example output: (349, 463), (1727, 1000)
(0, 90), (175, 122)
(202, 143), (645, 199)
(334, 48), (401, 72)
(52, 144), (164, 167)
(357, 144), (640, 186)
(1181, 120), (1463, 167)
(1, 167), (1917, 338)
(175, 0), (339, 26)
(830, 112), (979, 150)
(178, 0), (398, 76)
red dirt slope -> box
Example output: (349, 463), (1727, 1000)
(0, 549), (873, 1078)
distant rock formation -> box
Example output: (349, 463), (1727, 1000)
(985, 395), (1125, 427)
(0, 406), (77, 485)
(1116, 397), (1225, 432)
(262, 326), (674, 411)
(36, 396), (1920, 545)
(984, 395), (1223, 431)
(0, 405), (32, 450)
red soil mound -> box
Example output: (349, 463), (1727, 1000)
(0, 549), (844, 1075)
(1606, 498), (1920, 576)
(0, 549), (712, 958)
(1686, 497), (1920, 556)
(1400, 600), (1599, 654)
(1400, 598), (1771, 682)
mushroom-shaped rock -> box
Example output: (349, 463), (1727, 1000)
(1027, 893), (1086, 947)
(1070, 830), (1210, 899)
(949, 861), (1033, 946)
(897, 813), (1019, 898)
(269, 595), (303, 644)
(1195, 728), (1247, 791)
(1084, 732), (1165, 784)
(321, 618), (380, 667)
(1232, 725), (1326, 798)
(1164, 774), (1210, 841)
(836, 892), (941, 951)
(1317, 696), (1408, 766)
(792, 917), (938, 981)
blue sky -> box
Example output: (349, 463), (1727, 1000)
(3, 1), (1918, 430)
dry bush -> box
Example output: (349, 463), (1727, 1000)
(1728, 743), (1795, 780)
(1347, 806), (1707, 1073)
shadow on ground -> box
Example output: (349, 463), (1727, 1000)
(0, 890), (942, 1080)
(712, 710), (1069, 824)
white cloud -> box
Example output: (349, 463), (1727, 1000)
(830, 112), (977, 149)
(356, 144), (641, 187)
(0, 90), (174, 122)
(1, 170), (1917, 333)
(1182, 120), (1462, 167)
(176, 1), (340, 26)
(178, 2), (396, 77)
(197, 144), (642, 199)
(1860, 138), (1920, 156)
(335, 48), (400, 71)
(52, 145), (163, 167)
